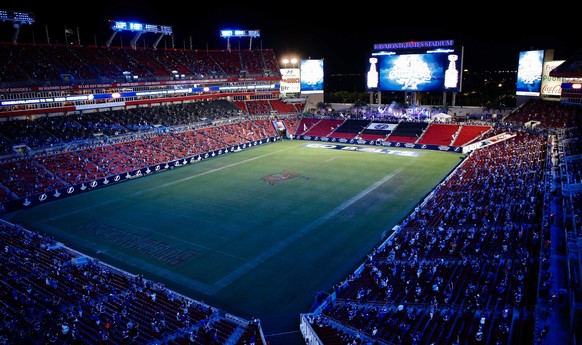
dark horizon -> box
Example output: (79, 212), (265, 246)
(1, 2), (580, 76)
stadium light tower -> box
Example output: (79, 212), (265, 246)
(281, 57), (298, 69)
(220, 29), (260, 51)
(107, 20), (172, 49)
(0, 10), (35, 43)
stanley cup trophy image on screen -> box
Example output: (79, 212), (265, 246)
(375, 44), (463, 92)
(444, 54), (459, 89)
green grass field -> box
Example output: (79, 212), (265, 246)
(2, 140), (465, 341)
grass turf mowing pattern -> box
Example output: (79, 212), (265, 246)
(2, 140), (465, 336)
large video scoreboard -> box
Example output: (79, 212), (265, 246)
(368, 40), (463, 92)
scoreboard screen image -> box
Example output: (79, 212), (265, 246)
(371, 46), (463, 92)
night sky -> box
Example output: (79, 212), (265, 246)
(2, 1), (580, 76)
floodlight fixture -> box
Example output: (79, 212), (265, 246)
(1, 10), (35, 43)
(219, 29), (260, 51)
(107, 20), (173, 48)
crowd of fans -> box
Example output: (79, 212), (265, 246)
(0, 220), (262, 344)
(0, 95), (579, 345)
(0, 37), (580, 345)
(0, 103), (295, 209)
(301, 99), (581, 345)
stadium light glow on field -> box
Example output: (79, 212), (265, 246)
(220, 29), (260, 51)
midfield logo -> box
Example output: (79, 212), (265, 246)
(260, 170), (309, 185)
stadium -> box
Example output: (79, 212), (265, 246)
(0, 10), (581, 345)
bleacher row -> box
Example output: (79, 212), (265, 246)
(299, 99), (582, 345)
(0, 101), (578, 345)
(0, 105), (497, 211)
(0, 99), (303, 158)
(0, 38), (580, 345)
(0, 95), (303, 206)
(0, 96), (516, 345)
(0, 43), (281, 86)
(0, 220), (261, 344)
(296, 117), (492, 147)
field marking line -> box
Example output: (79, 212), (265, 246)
(15, 146), (300, 294)
(40, 145), (295, 222)
(209, 159), (417, 293)
(19, 143), (418, 295)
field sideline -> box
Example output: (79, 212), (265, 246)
(2, 140), (465, 338)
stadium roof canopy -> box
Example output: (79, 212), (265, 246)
(550, 47), (582, 78)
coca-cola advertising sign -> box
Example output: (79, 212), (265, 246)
(541, 60), (564, 97)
